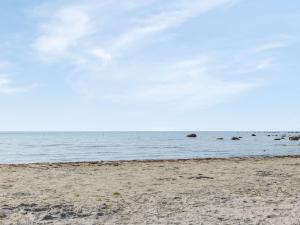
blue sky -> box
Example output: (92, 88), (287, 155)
(0, 0), (299, 131)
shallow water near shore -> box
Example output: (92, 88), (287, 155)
(0, 131), (300, 164)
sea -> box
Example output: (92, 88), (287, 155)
(0, 131), (299, 164)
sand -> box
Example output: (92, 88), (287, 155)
(1, 156), (300, 225)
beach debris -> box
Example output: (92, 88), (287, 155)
(186, 133), (197, 138)
(231, 137), (240, 140)
(1, 203), (112, 223)
(289, 136), (300, 141)
(0, 211), (6, 218)
(188, 174), (214, 179)
(112, 192), (121, 197)
(251, 134), (256, 136)
(216, 138), (224, 140)
(256, 170), (273, 177)
(43, 214), (55, 220)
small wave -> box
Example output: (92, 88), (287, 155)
(82, 145), (107, 148)
(137, 146), (161, 149)
(24, 144), (71, 147)
(74, 145), (122, 148)
(274, 144), (300, 147)
(41, 144), (70, 147)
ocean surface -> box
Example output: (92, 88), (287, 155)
(0, 131), (300, 164)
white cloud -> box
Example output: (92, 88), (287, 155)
(111, 0), (236, 55)
(33, 0), (237, 61)
(33, 5), (91, 57)
(136, 79), (256, 108)
(0, 60), (13, 70)
(133, 56), (259, 107)
(0, 60), (37, 95)
(251, 35), (293, 53)
(252, 58), (274, 71)
(72, 53), (261, 108)
(252, 41), (287, 53)
(237, 58), (275, 74)
(0, 77), (37, 95)
(91, 48), (113, 64)
(32, 0), (285, 108)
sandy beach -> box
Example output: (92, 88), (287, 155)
(1, 156), (300, 225)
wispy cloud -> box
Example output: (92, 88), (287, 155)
(132, 55), (260, 107)
(91, 48), (113, 64)
(0, 60), (13, 70)
(0, 77), (37, 95)
(136, 79), (257, 107)
(237, 58), (275, 74)
(33, 5), (91, 58)
(72, 53), (262, 108)
(31, 0), (288, 108)
(250, 35), (294, 54)
(33, 0), (237, 62)
(252, 41), (287, 53)
(112, 0), (236, 54)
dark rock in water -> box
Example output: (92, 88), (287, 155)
(251, 134), (256, 136)
(289, 136), (300, 141)
(238, 136), (243, 138)
(267, 135), (271, 137)
(217, 138), (224, 140)
(186, 133), (197, 138)
(274, 138), (281, 141)
(231, 137), (240, 140)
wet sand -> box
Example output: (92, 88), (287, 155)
(1, 156), (300, 224)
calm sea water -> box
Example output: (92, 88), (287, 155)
(0, 131), (300, 164)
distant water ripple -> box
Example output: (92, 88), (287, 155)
(0, 131), (299, 163)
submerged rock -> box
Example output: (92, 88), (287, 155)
(251, 134), (256, 136)
(186, 133), (197, 138)
(217, 138), (224, 140)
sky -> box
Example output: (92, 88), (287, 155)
(0, 0), (299, 131)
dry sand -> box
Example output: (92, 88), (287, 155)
(1, 156), (300, 225)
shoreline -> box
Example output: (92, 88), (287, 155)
(2, 154), (300, 166)
(1, 155), (300, 224)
